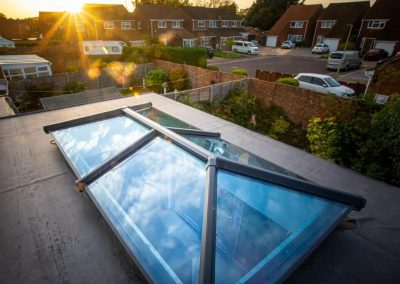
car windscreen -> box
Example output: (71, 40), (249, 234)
(325, 77), (341, 87)
(248, 42), (256, 47)
(330, 53), (343, 59)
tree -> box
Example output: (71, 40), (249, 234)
(133, 0), (191, 7)
(245, 0), (304, 31)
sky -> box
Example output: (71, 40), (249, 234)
(0, 0), (372, 19)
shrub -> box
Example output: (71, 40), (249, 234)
(225, 38), (235, 50)
(207, 65), (219, 71)
(276, 77), (299, 87)
(66, 65), (79, 73)
(307, 117), (341, 161)
(232, 69), (248, 76)
(214, 51), (244, 59)
(64, 81), (85, 93)
(269, 116), (290, 139)
(145, 68), (169, 94)
(337, 42), (355, 51)
(169, 68), (190, 91)
(223, 88), (256, 127)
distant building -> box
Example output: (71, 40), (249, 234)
(0, 36), (15, 48)
(0, 55), (52, 81)
(312, 1), (370, 51)
(81, 40), (127, 55)
(265, 4), (323, 47)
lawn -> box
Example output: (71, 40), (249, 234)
(214, 51), (246, 59)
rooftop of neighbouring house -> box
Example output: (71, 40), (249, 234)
(0, 54), (50, 66)
(0, 93), (399, 283)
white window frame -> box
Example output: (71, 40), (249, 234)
(222, 21), (228, 28)
(172, 21), (181, 29)
(104, 21), (115, 29)
(121, 21), (132, 30)
(183, 39), (196, 47)
(209, 20), (216, 28)
(231, 21), (238, 27)
(321, 20), (335, 29)
(288, 34), (302, 42)
(290, 21), (304, 28)
(367, 20), (386, 29)
(158, 21), (167, 29)
(198, 21), (205, 28)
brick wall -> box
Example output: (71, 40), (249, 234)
(154, 59), (244, 88)
(248, 78), (356, 127)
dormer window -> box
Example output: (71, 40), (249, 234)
(104, 21), (114, 29)
(158, 21), (167, 28)
(290, 21), (304, 28)
(209, 20), (216, 28)
(198, 21), (205, 28)
(321, 20), (335, 29)
(172, 21), (181, 29)
(367, 20), (386, 29)
(222, 21), (228, 27)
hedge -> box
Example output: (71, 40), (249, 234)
(276, 77), (299, 87)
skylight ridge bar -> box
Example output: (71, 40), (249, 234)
(215, 156), (366, 210)
(129, 102), (153, 111)
(75, 129), (158, 189)
(123, 108), (211, 162)
(199, 157), (218, 284)
(167, 128), (221, 138)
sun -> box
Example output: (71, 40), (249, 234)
(65, 1), (83, 13)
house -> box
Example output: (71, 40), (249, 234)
(265, 4), (323, 47)
(38, 11), (79, 42)
(0, 36), (15, 48)
(178, 6), (245, 50)
(81, 40), (127, 55)
(357, 0), (400, 55)
(132, 4), (197, 47)
(312, 1), (370, 51)
(81, 4), (144, 45)
(0, 54), (52, 81)
(0, 17), (38, 40)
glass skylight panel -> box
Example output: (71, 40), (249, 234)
(52, 116), (150, 176)
(87, 137), (206, 283)
(137, 107), (198, 129)
(185, 135), (298, 177)
(214, 170), (350, 283)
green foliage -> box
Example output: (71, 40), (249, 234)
(375, 64), (400, 87)
(214, 50), (244, 59)
(168, 68), (190, 91)
(223, 88), (257, 127)
(65, 65), (79, 73)
(145, 68), (169, 94)
(64, 81), (85, 93)
(207, 65), (219, 71)
(269, 116), (290, 139)
(225, 38), (235, 50)
(245, 0), (304, 30)
(232, 69), (248, 76)
(307, 117), (341, 161)
(337, 42), (355, 51)
(276, 77), (299, 87)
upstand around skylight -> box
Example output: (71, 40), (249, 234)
(44, 102), (366, 284)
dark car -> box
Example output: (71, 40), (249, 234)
(202, 46), (214, 59)
(363, 48), (389, 61)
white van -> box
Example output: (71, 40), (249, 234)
(327, 51), (362, 71)
(232, 41), (259, 55)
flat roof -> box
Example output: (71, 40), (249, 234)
(0, 93), (399, 283)
(0, 54), (50, 66)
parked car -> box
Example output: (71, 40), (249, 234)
(232, 41), (259, 55)
(201, 46), (214, 58)
(312, 43), (330, 54)
(326, 51), (362, 71)
(363, 48), (389, 61)
(281, 41), (295, 49)
(251, 40), (259, 47)
(294, 73), (355, 98)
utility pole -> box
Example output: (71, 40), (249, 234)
(336, 24), (353, 77)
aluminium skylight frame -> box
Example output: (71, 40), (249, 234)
(43, 104), (366, 284)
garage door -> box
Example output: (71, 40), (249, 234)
(266, 36), (277, 47)
(324, 38), (340, 52)
(374, 41), (396, 56)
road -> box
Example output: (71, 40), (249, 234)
(208, 52), (370, 83)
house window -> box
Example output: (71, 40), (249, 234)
(201, 37), (209, 45)
(158, 21), (167, 28)
(104, 21), (114, 29)
(222, 21), (228, 27)
(232, 21), (237, 27)
(367, 20), (386, 29)
(288, 34), (302, 42)
(137, 21), (141, 29)
(112, 46), (119, 53)
(290, 21), (304, 28)
(121, 21), (132, 30)
(317, 36), (324, 44)
(183, 39), (195, 47)
(198, 21), (205, 28)
(321, 20), (335, 29)
(209, 21), (216, 28)
(172, 21), (181, 29)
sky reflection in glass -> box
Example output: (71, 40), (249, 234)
(138, 107), (198, 129)
(215, 170), (349, 283)
(88, 137), (206, 283)
(52, 116), (149, 176)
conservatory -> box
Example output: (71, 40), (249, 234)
(43, 103), (366, 283)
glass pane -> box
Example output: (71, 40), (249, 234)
(185, 135), (299, 178)
(215, 170), (349, 283)
(88, 137), (206, 283)
(52, 116), (150, 176)
(138, 107), (198, 129)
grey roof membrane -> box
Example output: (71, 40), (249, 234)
(0, 93), (399, 283)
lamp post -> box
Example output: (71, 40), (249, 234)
(336, 24), (353, 77)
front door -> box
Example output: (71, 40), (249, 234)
(211, 37), (216, 49)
